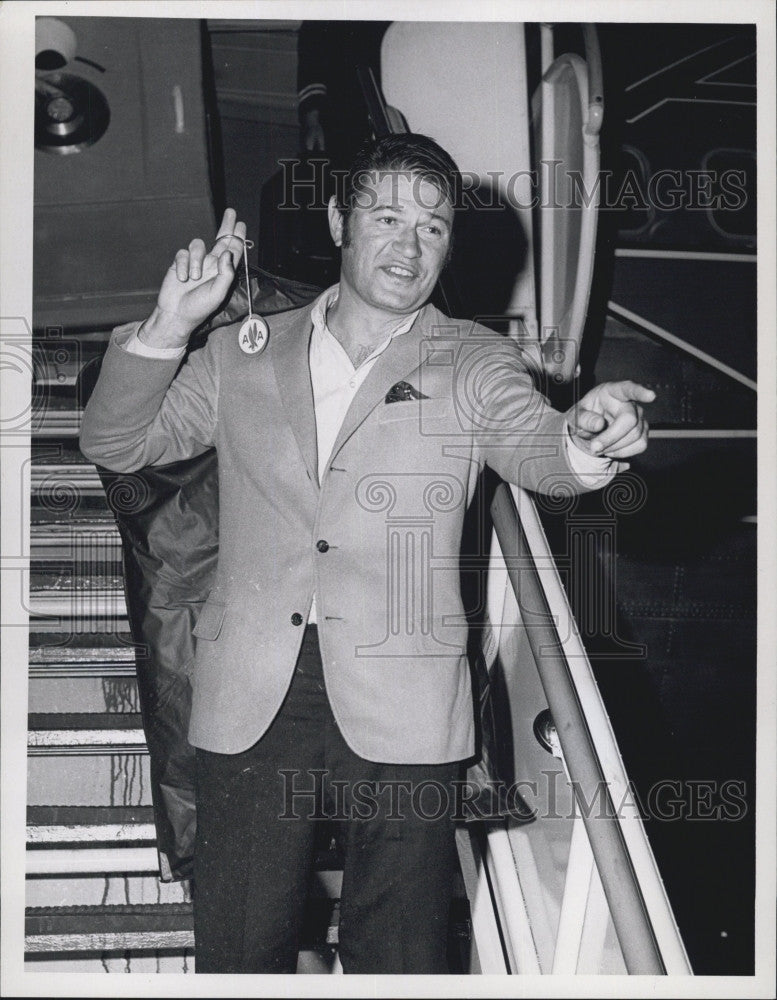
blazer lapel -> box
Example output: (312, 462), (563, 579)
(328, 304), (438, 463)
(270, 304), (319, 487)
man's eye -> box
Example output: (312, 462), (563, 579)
(379, 216), (397, 225)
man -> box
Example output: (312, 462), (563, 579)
(297, 20), (390, 162)
(80, 133), (654, 974)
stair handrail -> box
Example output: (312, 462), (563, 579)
(489, 482), (691, 974)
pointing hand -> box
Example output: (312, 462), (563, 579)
(566, 381), (656, 473)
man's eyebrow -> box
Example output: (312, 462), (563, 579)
(370, 202), (404, 213)
(370, 203), (451, 225)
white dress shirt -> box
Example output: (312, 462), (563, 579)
(124, 285), (614, 622)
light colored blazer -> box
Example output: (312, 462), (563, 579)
(80, 301), (591, 763)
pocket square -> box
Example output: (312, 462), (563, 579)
(385, 381), (429, 403)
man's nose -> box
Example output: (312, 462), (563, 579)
(392, 226), (421, 257)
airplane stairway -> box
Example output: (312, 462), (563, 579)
(24, 385), (369, 973)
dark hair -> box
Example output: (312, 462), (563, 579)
(336, 133), (461, 245)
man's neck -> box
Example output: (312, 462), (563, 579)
(325, 285), (418, 367)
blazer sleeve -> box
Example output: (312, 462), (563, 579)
(462, 337), (597, 496)
(79, 321), (225, 473)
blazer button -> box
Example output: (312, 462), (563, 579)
(291, 612), (303, 626)
(316, 539), (330, 553)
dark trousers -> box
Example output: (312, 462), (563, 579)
(193, 626), (460, 973)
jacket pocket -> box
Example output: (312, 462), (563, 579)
(192, 600), (227, 640)
(377, 397), (452, 424)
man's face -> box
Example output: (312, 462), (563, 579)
(329, 171), (453, 316)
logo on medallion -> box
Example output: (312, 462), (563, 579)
(239, 316), (268, 355)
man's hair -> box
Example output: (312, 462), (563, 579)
(336, 133), (461, 248)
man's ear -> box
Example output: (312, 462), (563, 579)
(328, 195), (344, 247)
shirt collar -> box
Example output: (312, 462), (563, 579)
(310, 283), (421, 345)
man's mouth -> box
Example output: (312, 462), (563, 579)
(384, 264), (417, 279)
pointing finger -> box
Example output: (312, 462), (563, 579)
(609, 381), (656, 404)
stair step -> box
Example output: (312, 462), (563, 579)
(28, 854), (345, 886)
(32, 443), (93, 465)
(30, 568), (124, 590)
(29, 633), (137, 677)
(32, 409), (82, 437)
(27, 901), (193, 936)
(28, 847), (160, 875)
(30, 563), (124, 584)
(30, 522), (121, 562)
(29, 585), (128, 632)
(28, 713), (147, 755)
(29, 617), (130, 637)
(30, 511), (116, 529)
(27, 803), (158, 872)
(26, 805), (346, 885)
(30, 581), (124, 596)
(25, 869), (188, 908)
(27, 756), (153, 807)
(29, 658), (137, 680)
(31, 465), (106, 498)
(25, 899), (340, 952)
(31, 492), (107, 513)
(26, 902), (194, 952)
(27, 805), (156, 843)
(29, 712), (144, 729)
(30, 632), (136, 656)
(29, 674), (140, 714)
(26, 806), (343, 861)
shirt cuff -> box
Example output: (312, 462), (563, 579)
(564, 425), (616, 488)
(123, 323), (187, 360)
